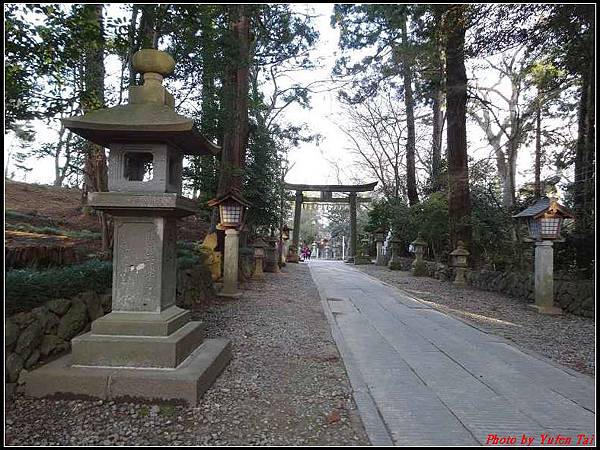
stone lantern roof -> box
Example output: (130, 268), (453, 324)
(62, 49), (220, 156)
(207, 190), (252, 209)
(450, 241), (470, 256)
(411, 233), (427, 247)
(513, 197), (575, 220)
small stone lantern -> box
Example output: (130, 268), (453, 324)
(388, 232), (403, 270)
(286, 226), (299, 263)
(513, 197), (574, 315)
(252, 237), (267, 279)
(411, 234), (428, 277)
(25, 49), (231, 405)
(208, 191), (252, 298)
(354, 236), (371, 265)
(450, 240), (470, 285)
(264, 236), (280, 273)
(374, 227), (387, 266)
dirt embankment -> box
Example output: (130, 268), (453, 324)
(5, 180), (210, 268)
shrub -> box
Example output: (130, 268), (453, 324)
(5, 259), (113, 315)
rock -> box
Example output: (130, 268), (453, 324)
(44, 312), (60, 334)
(24, 349), (40, 369)
(40, 334), (68, 357)
(31, 306), (51, 331)
(14, 321), (43, 361)
(47, 298), (72, 316)
(11, 312), (36, 329)
(6, 353), (24, 383)
(5, 382), (17, 400)
(18, 368), (29, 385)
(100, 293), (112, 313)
(57, 301), (88, 340)
(76, 291), (104, 321)
(5, 319), (19, 352)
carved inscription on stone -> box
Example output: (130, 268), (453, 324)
(113, 218), (161, 312)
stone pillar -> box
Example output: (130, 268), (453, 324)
(219, 229), (242, 298)
(530, 240), (562, 315)
(288, 191), (302, 263)
(375, 240), (385, 266)
(348, 193), (357, 263)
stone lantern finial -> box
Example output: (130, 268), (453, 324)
(130, 49), (176, 107)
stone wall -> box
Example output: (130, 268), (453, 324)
(396, 257), (594, 318)
(6, 262), (214, 396)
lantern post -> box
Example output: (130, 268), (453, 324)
(208, 191), (252, 298)
(513, 197), (574, 315)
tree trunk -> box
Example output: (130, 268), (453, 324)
(431, 7), (445, 192)
(573, 43), (595, 271)
(401, 18), (419, 206)
(81, 4), (111, 253)
(217, 4), (250, 197)
(534, 100), (542, 198)
(444, 5), (471, 251)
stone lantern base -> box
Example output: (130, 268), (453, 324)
(527, 304), (563, 315)
(25, 338), (231, 405)
(25, 309), (232, 405)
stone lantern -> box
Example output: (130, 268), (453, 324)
(513, 197), (574, 315)
(252, 237), (267, 279)
(354, 236), (371, 265)
(25, 49), (231, 405)
(286, 226), (299, 263)
(388, 232), (403, 270)
(374, 227), (387, 266)
(411, 234), (428, 277)
(208, 191), (251, 298)
(450, 240), (470, 285)
(264, 236), (280, 273)
(311, 242), (318, 259)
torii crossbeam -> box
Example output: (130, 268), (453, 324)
(284, 181), (377, 263)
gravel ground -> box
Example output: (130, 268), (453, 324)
(355, 265), (595, 377)
(5, 263), (368, 446)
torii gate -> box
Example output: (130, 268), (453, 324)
(284, 181), (377, 262)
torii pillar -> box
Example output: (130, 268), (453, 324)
(288, 191), (302, 263)
(347, 192), (357, 263)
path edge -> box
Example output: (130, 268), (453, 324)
(308, 263), (394, 446)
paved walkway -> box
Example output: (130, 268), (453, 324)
(309, 261), (595, 446)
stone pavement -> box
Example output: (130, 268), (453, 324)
(309, 261), (595, 446)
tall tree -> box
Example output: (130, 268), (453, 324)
(332, 5), (423, 204)
(443, 5), (472, 249)
(80, 4), (111, 252)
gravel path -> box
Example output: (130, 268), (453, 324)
(5, 263), (368, 446)
(355, 265), (595, 377)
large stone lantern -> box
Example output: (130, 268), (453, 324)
(25, 49), (231, 405)
(513, 197), (574, 315)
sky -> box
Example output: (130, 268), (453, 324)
(5, 3), (573, 198)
